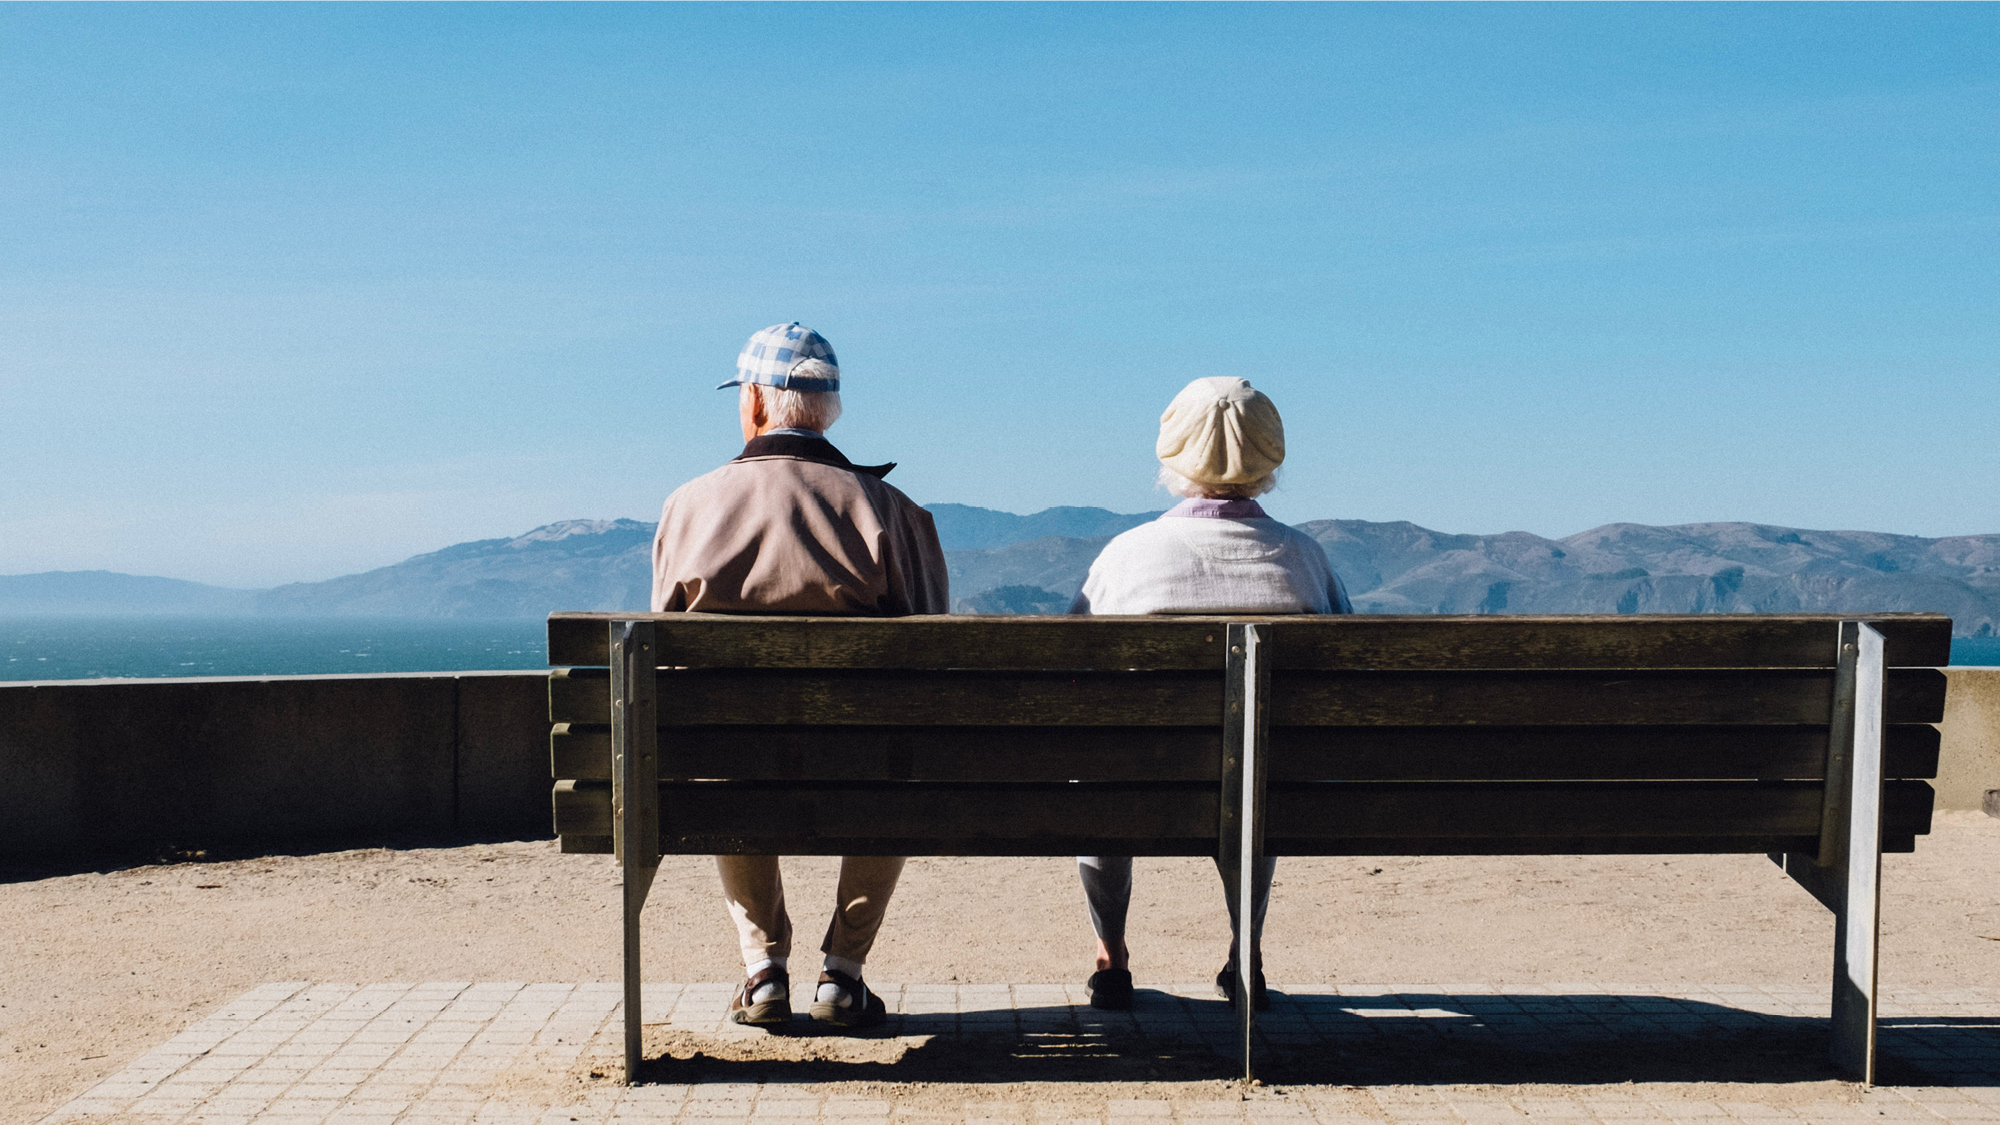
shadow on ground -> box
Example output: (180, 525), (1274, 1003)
(0, 833), (549, 882)
(629, 992), (1996, 1089)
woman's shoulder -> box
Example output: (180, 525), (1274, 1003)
(1250, 519), (1336, 573)
(1092, 517), (1184, 562)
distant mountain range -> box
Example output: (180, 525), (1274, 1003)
(6, 506), (1999, 636)
(0, 570), (259, 615)
(925, 504), (1162, 550)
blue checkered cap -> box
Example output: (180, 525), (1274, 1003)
(718, 322), (841, 392)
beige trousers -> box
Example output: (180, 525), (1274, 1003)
(717, 855), (906, 968)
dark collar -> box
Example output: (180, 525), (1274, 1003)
(733, 433), (895, 479)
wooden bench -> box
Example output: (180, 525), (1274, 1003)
(545, 612), (1951, 1085)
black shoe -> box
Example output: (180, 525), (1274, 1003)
(727, 966), (792, 1025)
(809, 969), (888, 1029)
(1086, 968), (1134, 1011)
(1215, 964), (1270, 1011)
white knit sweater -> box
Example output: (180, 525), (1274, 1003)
(1071, 503), (1353, 616)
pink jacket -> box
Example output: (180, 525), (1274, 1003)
(651, 434), (949, 616)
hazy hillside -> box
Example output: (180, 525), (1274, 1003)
(249, 509), (1143, 618)
(254, 519), (654, 618)
(944, 536), (1110, 612)
(0, 571), (256, 615)
(1301, 519), (2000, 634)
(11, 507), (2000, 634)
(928, 504), (1161, 551)
(942, 516), (2000, 634)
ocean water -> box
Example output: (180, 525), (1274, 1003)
(1951, 636), (2000, 666)
(0, 616), (549, 681)
(3, 615), (1997, 682)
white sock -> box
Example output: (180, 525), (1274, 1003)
(744, 956), (787, 1004)
(817, 955), (866, 1007)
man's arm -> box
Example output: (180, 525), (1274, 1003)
(903, 506), (951, 615)
(650, 494), (689, 613)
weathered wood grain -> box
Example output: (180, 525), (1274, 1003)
(550, 666), (1944, 727)
(1261, 615), (1951, 672)
(550, 830), (1918, 857)
(1270, 668), (1946, 726)
(551, 778), (610, 838)
(549, 778), (1931, 855)
(1265, 834), (1918, 856)
(550, 614), (1226, 670)
(1265, 779), (1931, 839)
(555, 778), (1932, 841)
(556, 780), (1217, 843)
(548, 612), (1953, 670)
(1268, 724), (1940, 782)
(554, 723), (1220, 782)
(552, 722), (1937, 783)
(553, 668), (1223, 726)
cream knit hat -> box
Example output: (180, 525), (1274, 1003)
(1155, 377), (1285, 485)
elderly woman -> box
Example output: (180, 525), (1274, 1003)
(1072, 376), (1351, 1012)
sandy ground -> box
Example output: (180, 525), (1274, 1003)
(5, 812), (1997, 1122)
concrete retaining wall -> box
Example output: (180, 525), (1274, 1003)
(4, 666), (1996, 863)
(0, 672), (550, 861)
(1939, 668), (2000, 813)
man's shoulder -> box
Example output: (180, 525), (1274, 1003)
(664, 456), (929, 520)
(660, 459), (763, 509)
(670, 455), (850, 493)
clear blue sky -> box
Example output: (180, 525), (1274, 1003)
(3, 4), (1996, 587)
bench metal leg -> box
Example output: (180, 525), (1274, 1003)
(1769, 620), (1885, 1084)
(611, 620), (661, 1084)
(1220, 623), (1269, 1082)
(1832, 621), (1886, 1084)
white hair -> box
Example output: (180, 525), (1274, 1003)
(1156, 463), (1277, 500)
(743, 382), (842, 432)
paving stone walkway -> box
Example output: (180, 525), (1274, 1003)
(37, 982), (2000, 1125)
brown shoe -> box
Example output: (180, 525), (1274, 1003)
(727, 966), (792, 1025)
(809, 969), (887, 1029)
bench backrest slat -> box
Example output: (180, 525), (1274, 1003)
(551, 722), (1939, 783)
(550, 666), (1947, 728)
(548, 612), (1953, 669)
(550, 777), (1935, 857)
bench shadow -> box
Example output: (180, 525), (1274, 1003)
(0, 832), (553, 882)
(632, 991), (1995, 1088)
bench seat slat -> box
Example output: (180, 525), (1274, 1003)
(1267, 834), (1921, 856)
(550, 722), (1938, 782)
(547, 612), (1954, 670)
(551, 831), (1919, 857)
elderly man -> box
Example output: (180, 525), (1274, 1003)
(652, 322), (948, 1028)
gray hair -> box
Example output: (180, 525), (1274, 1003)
(1156, 463), (1277, 500)
(743, 382), (843, 432)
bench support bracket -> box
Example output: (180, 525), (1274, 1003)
(1770, 620), (1885, 1085)
(1219, 623), (1269, 1082)
(611, 619), (661, 1084)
